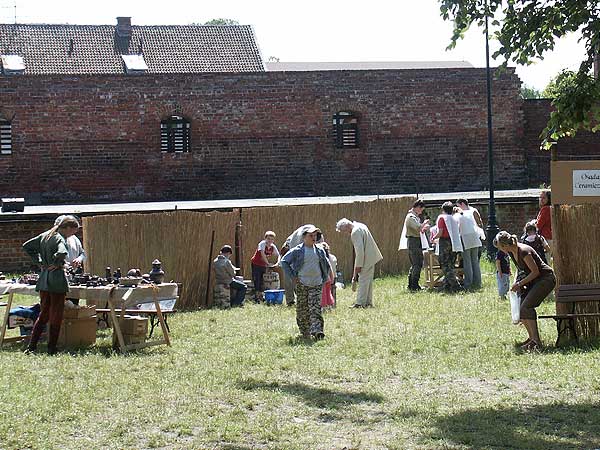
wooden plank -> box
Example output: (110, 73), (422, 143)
(540, 313), (600, 319)
(153, 289), (171, 347)
(558, 284), (600, 292)
(556, 295), (600, 303)
(109, 292), (127, 354)
(123, 339), (167, 352)
(0, 292), (14, 348)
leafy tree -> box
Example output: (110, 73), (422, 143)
(520, 84), (542, 99)
(203, 18), (240, 26)
(439, 0), (600, 148)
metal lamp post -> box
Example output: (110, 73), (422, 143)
(484, 6), (500, 259)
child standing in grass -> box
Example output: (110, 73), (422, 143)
(495, 248), (511, 299)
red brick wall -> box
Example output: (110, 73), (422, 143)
(0, 219), (54, 273)
(0, 68), (525, 204)
(522, 99), (600, 186)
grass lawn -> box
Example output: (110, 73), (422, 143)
(1, 263), (599, 449)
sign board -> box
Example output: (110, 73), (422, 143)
(551, 160), (600, 204)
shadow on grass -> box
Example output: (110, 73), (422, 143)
(511, 338), (600, 355)
(429, 402), (600, 450)
(0, 333), (159, 358)
(238, 379), (384, 410)
(285, 336), (316, 347)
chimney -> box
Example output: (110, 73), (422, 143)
(116, 17), (132, 38)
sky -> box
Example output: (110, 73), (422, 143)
(0, 0), (587, 90)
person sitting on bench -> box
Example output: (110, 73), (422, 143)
(214, 245), (246, 307)
(494, 231), (556, 351)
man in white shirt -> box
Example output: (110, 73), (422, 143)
(336, 218), (383, 308)
(54, 215), (86, 269)
(55, 215), (86, 305)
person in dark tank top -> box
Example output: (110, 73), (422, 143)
(493, 231), (556, 351)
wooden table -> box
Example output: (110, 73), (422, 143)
(0, 283), (177, 352)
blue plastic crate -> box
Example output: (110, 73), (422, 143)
(264, 289), (285, 305)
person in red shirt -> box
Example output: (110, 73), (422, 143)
(536, 190), (552, 260)
(250, 231), (280, 302)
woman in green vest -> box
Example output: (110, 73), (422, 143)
(23, 215), (80, 354)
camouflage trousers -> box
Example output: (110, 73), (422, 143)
(438, 238), (460, 290)
(295, 282), (324, 336)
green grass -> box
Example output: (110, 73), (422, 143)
(1, 264), (599, 449)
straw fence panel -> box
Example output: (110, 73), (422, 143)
(553, 204), (600, 339)
(240, 197), (416, 280)
(83, 210), (239, 310)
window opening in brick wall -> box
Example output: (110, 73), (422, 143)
(161, 116), (191, 153)
(0, 119), (11, 155)
(333, 111), (359, 148)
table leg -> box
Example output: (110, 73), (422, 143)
(0, 292), (14, 348)
(109, 297), (127, 353)
(153, 293), (171, 346)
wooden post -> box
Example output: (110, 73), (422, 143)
(235, 210), (244, 278)
(204, 230), (216, 309)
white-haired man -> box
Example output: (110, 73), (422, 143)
(336, 218), (383, 308)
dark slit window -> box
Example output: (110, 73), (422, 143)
(0, 119), (11, 155)
(161, 115), (191, 153)
(333, 111), (358, 148)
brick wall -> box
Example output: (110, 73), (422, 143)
(0, 219), (54, 273)
(0, 68), (525, 204)
(522, 99), (600, 187)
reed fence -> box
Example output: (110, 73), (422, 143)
(553, 204), (600, 339)
(84, 196), (416, 310)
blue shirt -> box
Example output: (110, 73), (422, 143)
(280, 243), (331, 286)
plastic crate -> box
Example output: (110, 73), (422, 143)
(264, 289), (285, 305)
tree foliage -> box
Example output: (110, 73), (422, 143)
(439, 0), (600, 149)
(520, 84), (542, 99)
(203, 18), (240, 26)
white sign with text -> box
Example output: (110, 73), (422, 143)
(573, 170), (600, 196)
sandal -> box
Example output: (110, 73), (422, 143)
(521, 340), (542, 352)
(516, 338), (532, 347)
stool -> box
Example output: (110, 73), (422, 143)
(213, 284), (231, 309)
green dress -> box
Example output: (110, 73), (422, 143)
(22, 231), (70, 293)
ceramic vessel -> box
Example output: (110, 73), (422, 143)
(149, 259), (165, 284)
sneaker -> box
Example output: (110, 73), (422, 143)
(23, 347), (36, 355)
(349, 304), (364, 308)
(312, 332), (325, 340)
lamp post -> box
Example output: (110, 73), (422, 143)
(484, 4), (500, 259)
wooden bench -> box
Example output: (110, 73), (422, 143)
(96, 298), (177, 338)
(539, 283), (600, 346)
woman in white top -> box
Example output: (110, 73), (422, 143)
(456, 200), (483, 290)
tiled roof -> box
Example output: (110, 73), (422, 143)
(266, 61), (474, 71)
(0, 23), (265, 74)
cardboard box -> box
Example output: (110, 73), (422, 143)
(63, 305), (96, 320)
(112, 332), (146, 347)
(58, 317), (97, 347)
(118, 315), (149, 335)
